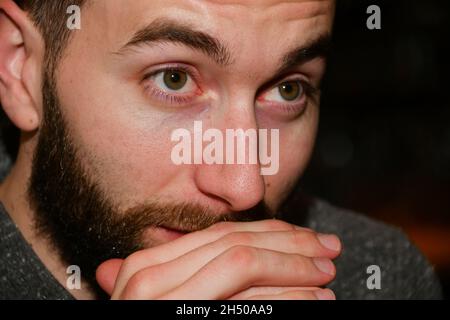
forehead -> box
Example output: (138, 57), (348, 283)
(86, 0), (335, 19)
(78, 0), (335, 51)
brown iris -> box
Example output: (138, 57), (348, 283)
(163, 70), (188, 90)
(278, 81), (302, 101)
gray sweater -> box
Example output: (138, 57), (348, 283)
(0, 141), (443, 299)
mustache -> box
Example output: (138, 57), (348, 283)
(124, 200), (278, 233)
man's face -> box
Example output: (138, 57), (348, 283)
(29, 0), (334, 288)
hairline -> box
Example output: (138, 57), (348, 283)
(17, 0), (88, 79)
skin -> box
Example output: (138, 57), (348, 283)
(0, 0), (339, 299)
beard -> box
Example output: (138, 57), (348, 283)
(27, 74), (277, 296)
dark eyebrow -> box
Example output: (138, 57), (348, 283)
(275, 34), (332, 76)
(115, 18), (232, 66)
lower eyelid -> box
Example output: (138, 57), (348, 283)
(257, 94), (308, 115)
(144, 84), (198, 106)
(279, 102), (307, 114)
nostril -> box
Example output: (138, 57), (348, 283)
(199, 189), (233, 208)
(193, 150), (266, 212)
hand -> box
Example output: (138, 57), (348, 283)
(96, 220), (341, 300)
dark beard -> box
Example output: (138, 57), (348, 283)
(27, 74), (276, 297)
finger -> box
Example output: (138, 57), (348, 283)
(113, 219), (305, 296)
(96, 259), (124, 295)
(247, 288), (336, 300)
(115, 230), (339, 299)
(228, 286), (320, 300)
(159, 247), (336, 300)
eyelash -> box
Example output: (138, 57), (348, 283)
(142, 65), (318, 115)
(145, 86), (195, 105)
(142, 64), (201, 106)
(257, 75), (320, 119)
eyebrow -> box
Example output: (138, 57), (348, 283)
(116, 18), (232, 66)
(275, 34), (332, 76)
(116, 17), (331, 75)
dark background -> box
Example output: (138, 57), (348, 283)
(302, 0), (450, 299)
(0, 0), (449, 300)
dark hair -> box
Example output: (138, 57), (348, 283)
(14, 0), (86, 75)
(0, 1), (86, 161)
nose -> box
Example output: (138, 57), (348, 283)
(193, 108), (266, 212)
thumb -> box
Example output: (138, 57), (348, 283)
(96, 259), (124, 296)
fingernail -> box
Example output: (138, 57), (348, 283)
(317, 234), (341, 252)
(314, 289), (336, 300)
(313, 257), (335, 275)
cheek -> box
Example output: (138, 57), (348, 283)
(56, 52), (195, 207)
(56, 84), (183, 207)
(97, 130), (176, 202)
(264, 107), (319, 208)
(76, 118), (181, 207)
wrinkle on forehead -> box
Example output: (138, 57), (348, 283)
(199, 0), (334, 19)
(63, 0), (334, 74)
(83, 0), (334, 41)
(202, 0), (330, 7)
(179, 0), (336, 43)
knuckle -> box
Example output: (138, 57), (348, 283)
(223, 245), (259, 271)
(118, 250), (163, 292)
(291, 256), (312, 278)
(290, 230), (317, 247)
(119, 255), (139, 276)
(121, 271), (150, 299)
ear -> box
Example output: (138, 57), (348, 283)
(0, 0), (44, 132)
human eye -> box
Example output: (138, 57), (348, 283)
(257, 76), (317, 118)
(142, 64), (201, 106)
